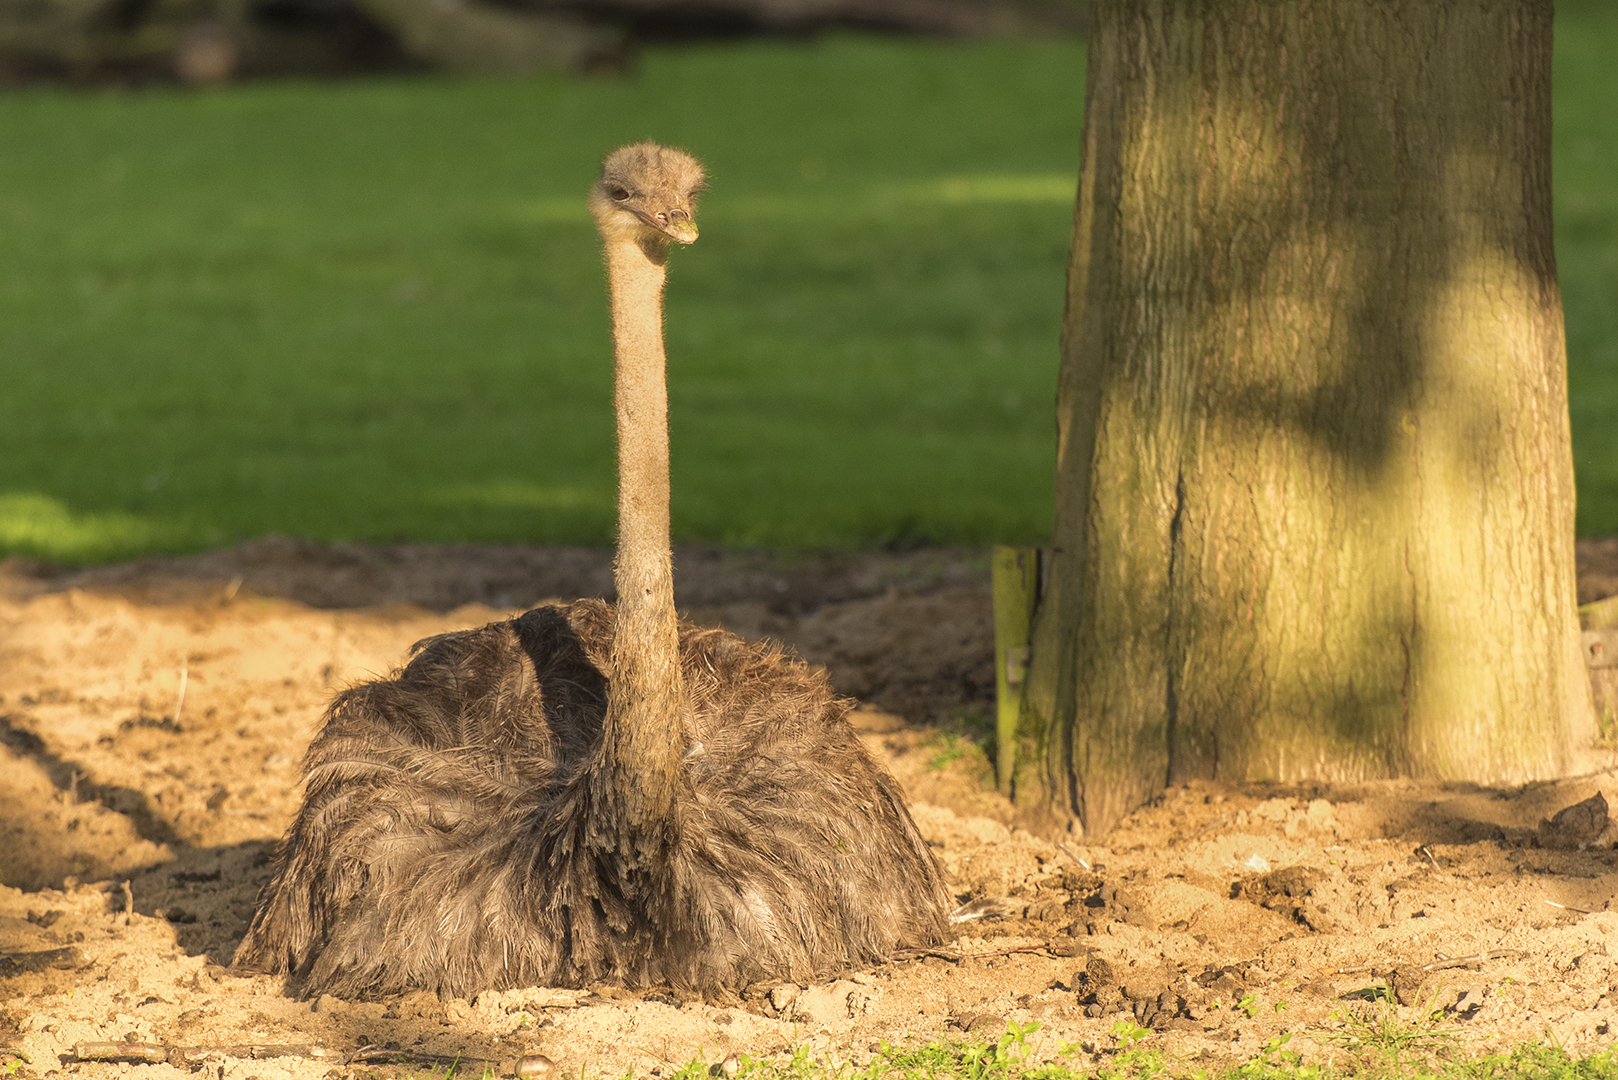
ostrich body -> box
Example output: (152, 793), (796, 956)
(231, 143), (953, 1000)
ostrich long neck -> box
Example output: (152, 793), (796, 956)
(600, 233), (686, 849)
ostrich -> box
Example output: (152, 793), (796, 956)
(231, 142), (953, 1000)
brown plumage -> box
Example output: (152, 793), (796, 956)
(231, 143), (953, 1000)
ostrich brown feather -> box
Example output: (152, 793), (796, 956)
(231, 143), (953, 1000)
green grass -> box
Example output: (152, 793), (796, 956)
(588, 1020), (1618, 1080)
(1, 8), (1616, 563)
(0, 37), (1082, 562)
(1555, 2), (1618, 538)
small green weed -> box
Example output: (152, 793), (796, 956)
(394, 1060), (491, 1080)
(962, 1020), (1044, 1080)
(1456, 1044), (1618, 1080)
(921, 710), (998, 782)
(1094, 1047), (1167, 1080)
(1225, 1034), (1313, 1080)
(925, 731), (979, 771)
(732, 1023), (1077, 1080)
(665, 1056), (720, 1080)
(1324, 984), (1460, 1077)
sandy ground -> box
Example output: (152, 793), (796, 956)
(4, 539), (1618, 1079)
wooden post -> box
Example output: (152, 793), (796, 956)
(992, 545), (1041, 795)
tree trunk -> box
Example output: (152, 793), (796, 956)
(1019, 0), (1595, 838)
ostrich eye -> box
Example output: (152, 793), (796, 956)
(609, 186), (631, 201)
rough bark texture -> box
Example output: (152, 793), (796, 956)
(1021, 0), (1594, 838)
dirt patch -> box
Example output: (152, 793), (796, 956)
(3, 540), (1618, 1077)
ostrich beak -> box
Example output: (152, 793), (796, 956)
(664, 218), (698, 244)
(637, 208), (697, 244)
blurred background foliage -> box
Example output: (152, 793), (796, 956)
(0, 1), (1613, 564)
(0, 0), (1087, 83)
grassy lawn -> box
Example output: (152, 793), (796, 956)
(0, 37), (1083, 562)
(1555, 1), (1618, 539)
(0, 8), (1615, 564)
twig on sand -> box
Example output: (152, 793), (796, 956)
(1416, 949), (1524, 972)
(1330, 947), (1523, 976)
(173, 661), (188, 728)
(1542, 899), (1594, 915)
(70, 1043), (340, 1067)
(1055, 841), (1092, 870)
(121, 880), (134, 925)
(67, 1043), (515, 1074)
(890, 946), (974, 962)
(890, 942), (1076, 964)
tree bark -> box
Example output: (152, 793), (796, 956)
(1019, 0), (1595, 838)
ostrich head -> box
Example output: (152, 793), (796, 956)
(589, 142), (705, 247)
